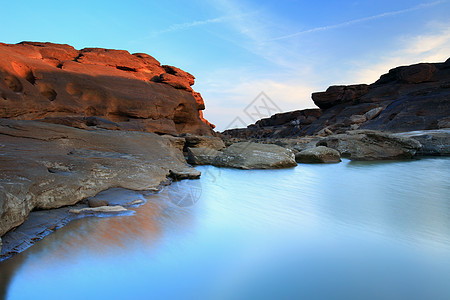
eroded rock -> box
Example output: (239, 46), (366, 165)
(213, 142), (297, 169)
(317, 130), (421, 160)
(0, 119), (197, 237)
(295, 146), (341, 163)
(187, 147), (221, 165)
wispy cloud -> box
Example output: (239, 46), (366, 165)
(269, 0), (447, 41)
(151, 11), (257, 36)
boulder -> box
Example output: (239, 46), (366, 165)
(0, 119), (197, 237)
(393, 129), (450, 156)
(312, 84), (370, 109)
(0, 42), (214, 135)
(187, 147), (221, 165)
(183, 134), (225, 150)
(88, 199), (109, 208)
(317, 130), (422, 160)
(213, 142), (297, 169)
(295, 146), (341, 163)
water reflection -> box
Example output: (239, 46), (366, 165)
(1, 158), (449, 299)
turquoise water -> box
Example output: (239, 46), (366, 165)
(1, 158), (450, 299)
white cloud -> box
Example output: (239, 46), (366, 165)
(349, 25), (450, 84)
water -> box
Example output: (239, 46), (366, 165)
(1, 158), (450, 300)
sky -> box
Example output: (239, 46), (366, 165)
(1, 0), (449, 130)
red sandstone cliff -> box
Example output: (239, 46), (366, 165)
(0, 42), (215, 135)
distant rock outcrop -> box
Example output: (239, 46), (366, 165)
(223, 59), (450, 139)
(0, 42), (214, 135)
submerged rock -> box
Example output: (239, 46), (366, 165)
(317, 130), (421, 160)
(213, 142), (297, 169)
(295, 146), (341, 163)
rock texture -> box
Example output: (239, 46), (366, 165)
(316, 130), (422, 160)
(223, 59), (450, 139)
(212, 142), (297, 169)
(0, 119), (199, 238)
(393, 129), (450, 156)
(0, 42), (214, 135)
(187, 147), (222, 165)
(295, 146), (341, 163)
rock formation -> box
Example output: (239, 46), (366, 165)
(223, 59), (450, 139)
(212, 142), (297, 169)
(295, 146), (341, 163)
(0, 119), (200, 239)
(0, 42), (214, 135)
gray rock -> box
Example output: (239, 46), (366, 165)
(393, 129), (450, 156)
(0, 119), (197, 237)
(183, 134), (225, 150)
(161, 135), (186, 152)
(213, 142), (297, 169)
(187, 147), (221, 165)
(364, 107), (383, 120)
(88, 199), (109, 208)
(317, 130), (422, 160)
(168, 169), (201, 180)
(295, 146), (341, 163)
(350, 115), (367, 124)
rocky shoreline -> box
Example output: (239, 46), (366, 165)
(1, 44), (449, 261)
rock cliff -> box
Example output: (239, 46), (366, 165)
(223, 59), (450, 138)
(0, 42), (214, 135)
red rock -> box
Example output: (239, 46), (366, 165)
(0, 42), (214, 135)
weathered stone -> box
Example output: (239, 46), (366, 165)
(317, 130), (422, 160)
(312, 84), (370, 109)
(213, 142), (297, 169)
(161, 135), (186, 152)
(223, 59), (450, 138)
(393, 129), (450, 156)
(187, 147), (221, 165)
(88, 199), (108, 208)
(364, 107), (383, 120)
(349, 115), (367, 124)
(0, 42), (214, 135)
(0, 119), (196, 237)
(295, 146), (341, 163)
(183, 134), (225, 150)
(168, 169), (201, 180)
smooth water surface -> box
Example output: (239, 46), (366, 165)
(1, 158), (450, 299)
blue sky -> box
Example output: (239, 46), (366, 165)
(1, 0), (449, 130)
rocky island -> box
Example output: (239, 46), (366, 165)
(0, 41), (449, 260)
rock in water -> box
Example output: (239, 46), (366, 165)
(88, 199), (109, 208)
(295, 146), (341, 163)
(0, 119), (197, 237)
(0, 42), (214, 135)
(213, 142), (297, 169)
(187, 147), (222, 165)
(317, 130), (422, 160)
(393, 129), (450, 156)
